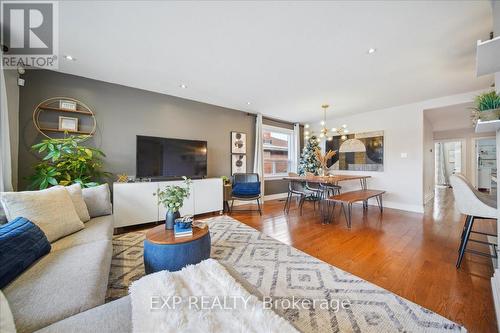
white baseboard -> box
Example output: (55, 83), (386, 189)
(264, 193), (288, 201)
(492, 269), (500, 332)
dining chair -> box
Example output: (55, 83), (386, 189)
(284, 172), (311, 215)
(305, 172), (322, 209)
(449, 174), (497, 268)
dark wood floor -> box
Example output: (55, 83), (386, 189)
(227, 187), (496, 333)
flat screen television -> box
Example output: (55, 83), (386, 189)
(136, 135), (207, 179)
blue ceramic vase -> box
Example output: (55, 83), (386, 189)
(165, 210), (180, 230)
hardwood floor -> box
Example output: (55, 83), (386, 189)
(227, 187), (496, 333)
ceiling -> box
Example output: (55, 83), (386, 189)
(424, 102), (475, 132)
(55, 1), (494, 123)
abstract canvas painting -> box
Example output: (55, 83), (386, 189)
(325, 130), (384, 172)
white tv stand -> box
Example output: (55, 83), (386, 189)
(113, 178), (222, 228)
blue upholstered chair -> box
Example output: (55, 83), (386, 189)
(230, 173), (262, 215)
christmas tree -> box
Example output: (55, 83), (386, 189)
(298, 136), (321, 175)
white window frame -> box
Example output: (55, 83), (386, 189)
(262, 124), (297, 180)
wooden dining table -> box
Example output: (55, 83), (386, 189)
(284, 174), (371, 189)
(282, 174), (372, 223)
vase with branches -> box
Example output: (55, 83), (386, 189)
(157, 176), (192, 229)
(314, 149), (336, 176)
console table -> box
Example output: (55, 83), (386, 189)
(113, 178), (223, 228)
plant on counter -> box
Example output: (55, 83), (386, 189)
(29, 135), (109, 190)
(472, 91), (500, 125)
(474, 91), (500, 112)
(157, 176), (192, 229)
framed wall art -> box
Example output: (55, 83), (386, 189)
(231, 154), (247, 175)
(231, 132), (246, 154)
(58, 116), (79, 132)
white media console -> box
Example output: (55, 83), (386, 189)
(113, 178), (223, 228)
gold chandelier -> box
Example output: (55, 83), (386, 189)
(304, 104), (349, 142)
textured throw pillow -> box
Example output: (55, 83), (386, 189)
(0, 289), (16, 333)
(0, 217), (51, 289)
(63, 184), (91, 222)
(0, 187), (85, 242)
(82, 184), (112, 218)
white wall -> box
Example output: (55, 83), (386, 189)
(423, 115), (434, 203)
(325, 90), (488, 213)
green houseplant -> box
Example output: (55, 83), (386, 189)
(472, 91), (500, 124)
(157, 176), (192, 229)
(29, 135), (109, 190)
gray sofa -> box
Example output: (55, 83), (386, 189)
(34, 260), (262, 333)
(2, 214), (115, 333)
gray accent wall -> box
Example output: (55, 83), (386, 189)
(18, 70), (257, 190)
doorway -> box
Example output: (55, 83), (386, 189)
(435, 141), (463, 187)
(474, 138), (497, 193)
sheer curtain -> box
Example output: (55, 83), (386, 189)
(293, 123), (300, 173)
(0, 58), (13, 192)
(436, 142), (448, 186)
(253, 113), (264, 196)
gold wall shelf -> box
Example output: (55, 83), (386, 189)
(33, 97), (96, 139)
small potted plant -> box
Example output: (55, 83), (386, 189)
(157, 176), (192, 230)
(221, 176), (230, 185)
(472, 91), (500, 124)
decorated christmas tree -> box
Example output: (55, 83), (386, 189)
(298, 136), (321, 175)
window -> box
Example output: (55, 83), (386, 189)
(263, 125), (296, 178)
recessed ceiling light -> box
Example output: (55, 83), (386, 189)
(64, 55), (76, 61)
(179, 84), (187, 89)
(246, 102), (251, 105)
(367, 48), (376, 54)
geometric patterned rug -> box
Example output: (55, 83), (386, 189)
(107, 215), (465, 332)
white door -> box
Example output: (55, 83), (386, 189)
(157, 181), (195, 219)
(113, 182), (159, 227)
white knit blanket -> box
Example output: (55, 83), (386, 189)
(129, 259), (299, 333)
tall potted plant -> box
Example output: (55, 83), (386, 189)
(29, 135), (109, 189)
(157, 176), (192, 230)
(472, 91), (500, 124)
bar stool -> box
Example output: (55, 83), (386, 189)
(449, 174), (497, 268)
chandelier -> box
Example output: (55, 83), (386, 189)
(304, 104), (349, 142)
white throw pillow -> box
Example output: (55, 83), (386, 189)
(0, 187), (84, 243)
(0, 289), (17, 333)
(63, 184), (91, 222)
(82, 184), (112, 218)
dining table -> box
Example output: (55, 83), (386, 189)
(282, 174), (372, 223)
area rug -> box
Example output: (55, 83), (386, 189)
(107, 215), (464, 332)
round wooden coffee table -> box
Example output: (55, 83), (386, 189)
(143, 225), (210, 274)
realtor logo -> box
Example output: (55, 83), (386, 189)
(1, 1), (58, 69)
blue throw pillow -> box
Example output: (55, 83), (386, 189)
(232, 182), (261, 196)
(0, 217), (51, 288)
